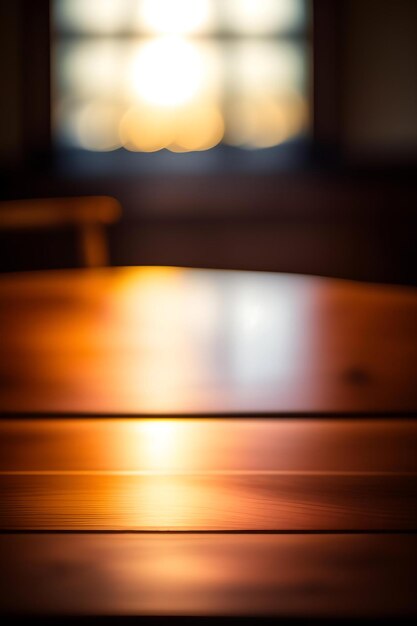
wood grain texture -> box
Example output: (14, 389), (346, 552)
(0, 265), (416, 618)
(1, 419), (416, 531)
(0, 267), (416, 414)
(1, 418), (416, 472)
(2, 473), (416, 531)
(0, 418), (416, 616)
(1, 533), (416, 617)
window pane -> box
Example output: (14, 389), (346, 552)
(52, 0), (309, 153)
(223, 41), (308, 148)
(55, 0), (306, 35)
(221, 0), (306, 35)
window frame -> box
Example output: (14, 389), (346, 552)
(20, 0), (343, 167)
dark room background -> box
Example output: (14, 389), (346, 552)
(0, 0), (416, 285)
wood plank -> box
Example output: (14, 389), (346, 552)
(0, 267), (416, 414)
(1, 419), (416, 531)
(1, 533), (416, 617)
(1, 472), (416, 531)
(1, 418), (416, 473)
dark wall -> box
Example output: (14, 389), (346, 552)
(342, 0), (417, 162)
(0, 2), (23, 167)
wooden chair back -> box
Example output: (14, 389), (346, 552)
(0, 196), (121, 268)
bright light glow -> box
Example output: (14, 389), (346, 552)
(120, 102), (224, 152)
(59, 41), (124, 97)
(226, 93), (307, 148)
(129, 38), (203, 107)
(56, 0), (130, 34)
(139, 420), (180, 470)
(120, 105), (175, 152)
(110, 268), (198, 412)
(53, 1), (308, 152)
(230, 275), (307, 384)
(224, 0), (305, 34)
(169, 105), (224, 152)
(73, 101), (122, 151)
(223, 42), (306, 148)
(139, 0), (213, 35)
(55, 0), (306, 35)
(230, 41), (305, 94)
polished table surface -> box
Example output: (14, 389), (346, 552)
(0, 266), (417, 415)
(0, 267), (416, 620)
(0, 417), (416, 619)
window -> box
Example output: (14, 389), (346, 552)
(52, 0), (309, 155)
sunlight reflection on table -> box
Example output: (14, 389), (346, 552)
(1, 418), (416, 530)
(1, 266), (417, 413)
(107, 267), (311, 412)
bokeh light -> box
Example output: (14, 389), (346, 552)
(58, 41), (125, 97)
(55, 0), (134, 34)
(57, 100), (123, 151)
(75, 102), (122, 152)
(53, 0), (308, 153)
(128, 37), (204, 107)
(223, 0), (306, 34)
(139, 0), (214, 35)
(119, 104), (175, 152)
(169, 105), (224, 152)
(225, 93), (307, 149)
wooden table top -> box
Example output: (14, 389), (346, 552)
(1, 417), (416, 532)
(0, 417), (416, 618)
(1, 268), (416, 619)
(0, 266), (417, 415)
